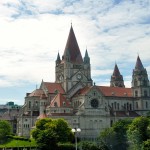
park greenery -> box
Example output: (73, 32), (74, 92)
(31, 118), (74, 150)
(0, 116), (150, 150)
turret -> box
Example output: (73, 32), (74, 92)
(84, 49), (90, 64)
(110, 63), (125, 87)
(56, 52), (61, 66)
(132, 56), (150, 97)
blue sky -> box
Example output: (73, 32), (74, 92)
(0, 0), (150, 105)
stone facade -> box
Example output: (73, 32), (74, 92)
(17, 25), (150, 140)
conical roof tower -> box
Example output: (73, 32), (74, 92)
(62, 25), (83, 64)
(110, 63), (125, 87)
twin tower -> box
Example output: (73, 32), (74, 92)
(55, 25), (150, 98)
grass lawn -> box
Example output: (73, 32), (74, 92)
(0, 139), (37, 148)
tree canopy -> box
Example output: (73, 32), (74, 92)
(0, 120), (12, 143)
(98, 117), (150, 150)
(127, 116), (150, 150)
(32, 118), (73, 150)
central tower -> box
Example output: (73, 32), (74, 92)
(55, 25), (93, 96)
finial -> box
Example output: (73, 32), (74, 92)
(71, 20), (72, 26)
(94, 82), (96, 86)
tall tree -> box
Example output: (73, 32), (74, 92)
(112, 119), (131, 149)
(127, 116), (150, 150)
(0, 120), (12, 143)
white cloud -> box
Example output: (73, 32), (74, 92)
(0, 0), (150, 104)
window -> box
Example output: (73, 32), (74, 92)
(130, 104), (132, 110)
(29, 101), (31, 109)
(124, 104), (126, 110)
(146, 101), (148, 108)
(136, 102), (138, 109)
(111, 103), (114, 109)
(54, 102), (57, 107)
(143, 79), (147, 86)
(134, 80), (137, 86)
(63, 102), (66, 106)
(135, 91), (138, 97)
(114, 102), (116, 109)
(127, 103), (129, 110)
(110, 120), (113, 127)
(144, 90), (148, 97)
(117, 103), (119, 110)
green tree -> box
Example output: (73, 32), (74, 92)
(32, 118), (73, 150)
(127, 116), (150, 150)
(112, 119), (131, 150)
(81, 141), (99, 150)
(141, 139), (150, 150)
(99, 127), (117, 149)
(0, 120), (12, 143)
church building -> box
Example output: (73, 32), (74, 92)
(17, 25), (150, 140)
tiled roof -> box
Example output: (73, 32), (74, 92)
(98, 86), (132, 97)
(63, 25), (83, 64)
(28, 89), (46, 97)
(75, 86), (91, 95)
(50, 93), (71, 108)
(75, 86), (132, 97)
(43, 82), (65, 94)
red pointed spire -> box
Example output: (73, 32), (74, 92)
(113, 64), (121, 76)
(135, 56), (144, 70)
(63, 25), (83, 64)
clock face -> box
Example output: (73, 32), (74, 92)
(91, 99), (99, 108)
(77, 74), (82, 80)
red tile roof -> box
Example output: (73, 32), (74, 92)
(50, 93), (71, 108)
(28, 89), (46, 97)
(75, 85), (132, 98)
(98, 86), (132, 97)
(43, 82), (65, 94)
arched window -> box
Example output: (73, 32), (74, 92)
(136, 102), (138, 109)
(146, 101), (148, 108)
(130, 104), (132, 110)
(63, 102), (66, 106)
(127, 103), (129, 110)
(144, 90), (148, 97)
(124, 104), (126, 110)
(29, 101), (31, 109)
(143, 79), (147, 86)
(117, 103), (119, 110)
(111, 103), (114, 109)
(114, 102), (116, 109)
(134, 80), (137, 86)
(135, 91), (138, 97)
(54, 102), (57, 107)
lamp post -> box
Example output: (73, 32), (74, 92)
(72, 128), (81, 150)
